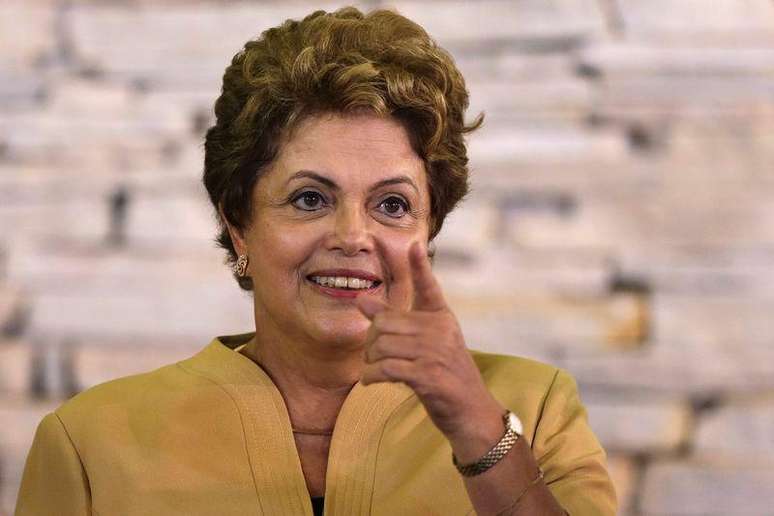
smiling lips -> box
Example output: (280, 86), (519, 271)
(312, 276), (376, 289)
(306, 269), (382, 298)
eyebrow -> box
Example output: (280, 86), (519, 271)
(286, 170), (419, 194)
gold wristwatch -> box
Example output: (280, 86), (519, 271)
(452, 410), (523, 477)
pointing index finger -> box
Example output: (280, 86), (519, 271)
(409, 241), (447, 312)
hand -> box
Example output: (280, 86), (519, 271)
(356, 241), (504, 443)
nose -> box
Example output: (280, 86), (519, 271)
(325, 202), (373, 256)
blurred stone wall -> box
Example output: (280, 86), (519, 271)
(2, 1), (774, 514)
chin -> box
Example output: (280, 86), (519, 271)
(311, 316), (369, 348)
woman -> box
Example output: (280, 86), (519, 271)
(16, 7), (615, 515)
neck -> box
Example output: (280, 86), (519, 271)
(240, 328), (364, 429)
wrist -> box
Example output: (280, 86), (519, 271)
(447, 402), (508, 464)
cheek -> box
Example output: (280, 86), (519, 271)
(250, 220), (319, 280)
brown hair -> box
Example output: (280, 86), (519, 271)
(203, 6), (483, 290)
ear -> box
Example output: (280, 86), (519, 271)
(218, 203), (248, 255)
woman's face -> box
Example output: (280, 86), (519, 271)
(233, 112), (431, 349)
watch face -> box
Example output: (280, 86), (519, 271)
(507, 412), (523, 436)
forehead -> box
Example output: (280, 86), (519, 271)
(263, 112), (426, 188)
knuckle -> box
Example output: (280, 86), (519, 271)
(381, 360), (405, 380)
(380, 359), (398, 376)
(371, 338), (388, 357)
(374, 312), (397, 331)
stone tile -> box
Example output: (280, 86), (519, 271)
(435, 247), (613, 298)
(0, 76), (199, 169)
(0, 165), (213, 247)
(638, 261), (774, 298)
(28, 283), (253, 342)
(563, 342), (774, 396)
(694, 400), (774, 463)
(124, 192), (220, 248)
(0, 161), (202, 204)
(437, 226), (618, 356)
(0, 340), (32, 397)
(586, 396), (692, 454)
(0, 201), (110, 245)
(432, 201), (499, 252)
(455, 53), (576, 82)
(501, 179), (774, 260)
(47, 79), (191, 136)
(0, 288), (23, 335)
(594, 76), (774, 124)
(580, 43), (774, 78)
(630, 244), (774, 274)
(657, 121), (774, 186)
(136, 89), (218, 137)
(6, 240), (225, 294)
(464, 330), (555, 365)
(70, 340), (203, 392)
(451, 291), (646, 357)
(391, 0), (606, 45)
(47, 78), (134, 117)
(466, 78), (593, 124)
(617, 0), (774, 40)
(616, 241), (774, 301)
(0, 111), (187, 170)
(67, 3), (371, 82)
(0, 3), (56, 67)
(652, 294), (774, 348)
(0, 68), (46, 113)
(0, 165), (117, 205)
(471, 160), (652, 199)
(640, 460), (774, 515)
(0, 400), (59, 515)
(468, 124), (629, 168)
(655, 187), (774, 247)
(503, 190), (659, 252)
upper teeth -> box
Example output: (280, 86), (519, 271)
(310, 276), (376, 289)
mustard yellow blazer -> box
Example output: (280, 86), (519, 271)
(15, 333), (616, 515)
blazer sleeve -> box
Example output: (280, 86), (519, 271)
(15, 412), (92, 516)
(532, 369), (617, 516)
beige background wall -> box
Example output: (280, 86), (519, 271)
(2, 1), (774, 514)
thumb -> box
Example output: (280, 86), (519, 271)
(355, 294), (389, 320)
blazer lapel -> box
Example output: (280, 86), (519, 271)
(186, 334), (312, 515)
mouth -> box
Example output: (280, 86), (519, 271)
(305, 269), (383, 298)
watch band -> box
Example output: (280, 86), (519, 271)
(452, 410), (522, 477)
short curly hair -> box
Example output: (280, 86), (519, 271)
(203, 6), (483, 291)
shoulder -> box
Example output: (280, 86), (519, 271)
(468, 348), (566, 394)
(53, 356), (214, 439)
(53, 339), (232, 423)
(48, 349), (245, 465)
(56, 363), (172, 417)
(470, 349), (558, 379)
(467, 349), (583, 435)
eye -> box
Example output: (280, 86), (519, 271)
(377, 195), (409, 218)
(291, 190), (327, 211)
